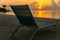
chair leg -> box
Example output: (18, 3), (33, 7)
(8, 25), (22, 40)
(28, 29), (38, 40)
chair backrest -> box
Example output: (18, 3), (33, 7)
(10, 5), (37, 27)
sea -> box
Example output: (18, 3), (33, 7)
(0, 6), (60, 19)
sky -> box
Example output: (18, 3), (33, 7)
(0, 0), (40, 5)
(0, 0), (59, 5)
(0, 0), (60, 8)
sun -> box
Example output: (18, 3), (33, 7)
(36, 0), (52, 9)
(38, 7), (41, 9)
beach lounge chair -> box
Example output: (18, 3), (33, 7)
(10, 5), (56, 40)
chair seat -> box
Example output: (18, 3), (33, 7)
(36, 22), (56, 29)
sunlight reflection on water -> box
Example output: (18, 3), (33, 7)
(0, 9), (60, 19)
(32, 10), (60, 19)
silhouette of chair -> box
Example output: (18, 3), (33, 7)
(10, 5), (56, 40)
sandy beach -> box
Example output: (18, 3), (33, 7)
(0, 12), (60, 40)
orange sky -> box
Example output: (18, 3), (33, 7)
(0, 0), (59, 7)
(37, 0), (52, 8)
(0, 0), (53, 5)
(0, 0), (36, 5)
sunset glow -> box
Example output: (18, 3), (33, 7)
(0, 0), (60, 19)
(32, 0), (53, 18)
(32, 10), (53, 18)
(37, 0), (52, 9)
(37, 10), (53, 18)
